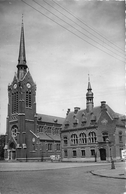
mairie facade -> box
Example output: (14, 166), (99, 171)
(4, 21), (64, 161)
(61, 79), (126, 162)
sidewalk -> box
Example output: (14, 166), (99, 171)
(91, 163), (126, 179)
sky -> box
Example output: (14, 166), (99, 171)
(0, 0), (125, 134)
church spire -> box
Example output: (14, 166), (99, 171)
(17, 15), (28, 80)
(86, 74), (94, 113)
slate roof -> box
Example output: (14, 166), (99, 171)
(37, 133), (60, 141)
(63, 104), (125, 130)
(37, 113), (65, 125)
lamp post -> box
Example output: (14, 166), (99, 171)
(106, 138), (115, 169)
(41, 141), (43, 162)
(95, 140), (98, 162)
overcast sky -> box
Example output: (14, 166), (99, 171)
(0, 0), (125, 134)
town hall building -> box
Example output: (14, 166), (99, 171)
(61, 77), (125, 162)
(4, 21), (64, 161)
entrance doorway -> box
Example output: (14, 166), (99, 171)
(8, 142), (16, 160)
(99, 148), (106, 160)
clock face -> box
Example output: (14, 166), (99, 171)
(27, 83), (31, 88)
(13, 84), (17, 89)
(32, 137), (35, 143)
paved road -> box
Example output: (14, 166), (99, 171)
(0, 161), (109, 171)
(0, 162), (125, 194)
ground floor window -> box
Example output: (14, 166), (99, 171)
(64, 150), (67, 158)
(48, 143), (52, 151)
(81, 150), (85, 157)
(73, 150), (77, 157)
(56, 143), (60, 151)
(120, 148), (123, 158)
(91, 149), (95, 157)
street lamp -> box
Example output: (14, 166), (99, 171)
(106, 138), (115, 169)
(95, 140), (98, 162)
(40, 141), (43, 162)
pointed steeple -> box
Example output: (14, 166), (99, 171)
(86, 74), (94, 113)
(17, 15), (28, 80)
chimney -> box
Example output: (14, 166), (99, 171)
(66, 108), (70, 116)
(101, 101), (107, 111)
(74, 107), (80, 114)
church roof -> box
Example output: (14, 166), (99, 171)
(37, 113), (65, 125)
(63, 104), (125, 129)
(37, 133), (60, 141)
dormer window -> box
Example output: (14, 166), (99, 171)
(65, 120), (69, 127)
(73, 118), (78, 127)
(82, 117), (87, 125)
(90, 114), (96, 125)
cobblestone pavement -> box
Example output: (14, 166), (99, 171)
(0, 163), (125, 194)
(0, 162), (125, 194)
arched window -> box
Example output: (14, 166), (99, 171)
(11, 125), (18, 139)
(26, 91), (32, 108)
(88, 132), (96, 143)
(102, 132), (108, 142)
(12, 92), (18, 113)
(71, 134), (78, 145)
(79, 133), (87, 144)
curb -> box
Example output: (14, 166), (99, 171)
(90, 170), (126, 180)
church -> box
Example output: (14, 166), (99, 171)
(61, 77), (125, 162)
(4, 21), (64, 161)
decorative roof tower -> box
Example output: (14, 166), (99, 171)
(17, 15), (28, 80)
(86, 74), (94, 113)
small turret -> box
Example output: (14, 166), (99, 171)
(86, 74), (94, 113)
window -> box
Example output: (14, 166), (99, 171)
(102, 132), (108, 142)
(88, 132), (96, 143)
(48, 143), (52, 151)
(73, 150), (77, 157)
(71, 134), (78, 145)
(81, 150), (85, 157)
(120, 148), (123, 158)
(54, 127), (59, 135)
(64, 150), (67, 158)
(26, 91), (32, 108)
(12, 92), (18, 113)
(79, 133), (87, 144)
(47, 126), (51, 134)
(63, 136), (68, 146)
(91, 149), (95, 157)
(119, 131), (123, 143)
(11, 125), (18, 139)
(65, 121), (69, 127)
(56, 143), (60, 151)
(38, 125), (43, 133)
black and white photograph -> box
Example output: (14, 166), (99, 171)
(0, 0), (125, 194)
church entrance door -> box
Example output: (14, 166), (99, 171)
(99, 148), (106, 160)
(8, 142), (16, 160)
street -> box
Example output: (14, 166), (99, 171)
(0, 162), (125, 194)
